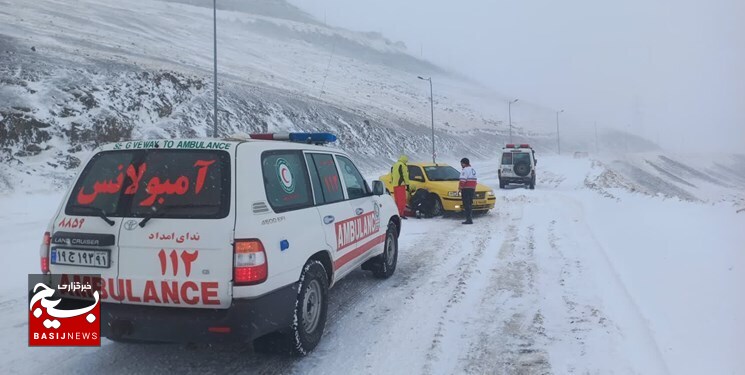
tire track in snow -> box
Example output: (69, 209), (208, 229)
(460, 196), (552, 375)
(544, 217), (620, 370)
(421, 224), (494, 375)
(291, 217), (488, 374)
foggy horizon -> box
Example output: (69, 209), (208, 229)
(290, 0), (744, 153)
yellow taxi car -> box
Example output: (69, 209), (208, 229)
(380, 162), (496, 215)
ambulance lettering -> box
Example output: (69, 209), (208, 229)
(335, 211), (380, 251)
(75, 160), (216, 206)
(100, 278), (220, 305)
(100, 249), (220, 305)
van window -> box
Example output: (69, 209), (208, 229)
(408, 166), (425, 181)
(308, 153), (344, 204)
(423, 165), (460, 181)
(66, 150), (231, 218)
(513, 152), (531, 164)
(261, 151), (313, 212)
(501, 152), (513, 165)
(305, 155), (325, 205)
(336, 156), (369, 200)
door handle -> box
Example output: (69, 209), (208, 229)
(355, 208), (364, 215)
(323, 215), (335, 224)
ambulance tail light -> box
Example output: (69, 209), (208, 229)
(41, 231), (50, 274)
(233, 239), (267, 285)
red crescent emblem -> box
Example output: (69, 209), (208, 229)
(281, 167), (290, 183)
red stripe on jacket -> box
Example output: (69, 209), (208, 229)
(459, 179), (477, 189)
(459, 166), (477, 189)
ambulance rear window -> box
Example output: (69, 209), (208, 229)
(65, 150), (231, 219)
(513, 152), (531, 164)
(501, 153), (513, 165)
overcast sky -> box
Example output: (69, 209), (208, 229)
(289, 0), (744, 152)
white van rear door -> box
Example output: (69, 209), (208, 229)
(106, 148), (234, 309)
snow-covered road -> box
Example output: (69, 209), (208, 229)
(1, 156), (742, 374)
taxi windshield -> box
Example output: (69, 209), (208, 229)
(424, 166), (461, 181)
(65, 149), (231, 219)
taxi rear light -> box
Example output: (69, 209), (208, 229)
(41, 231), (50, 273)
(233, 239), (267, 285)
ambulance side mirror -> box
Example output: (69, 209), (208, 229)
(372, 180), (386, 196)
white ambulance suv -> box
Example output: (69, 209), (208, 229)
(498, 143), (537, 189)
(39, 133), (401, 354)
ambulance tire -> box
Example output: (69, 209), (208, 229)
(291, 260), (329, 356)
(372, 222), (399, 279)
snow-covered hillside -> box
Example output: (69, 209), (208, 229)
(0, 0), (568, 191)
(1, 156), (743, 374)
(1, 0), (671, 193)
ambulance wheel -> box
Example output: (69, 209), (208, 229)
(372, 222), (398, 279)
(499, 179), (505, 189)
(291, 260), (328, 356)
(529, 176), (536, 190)
(431, 195), (444, 217)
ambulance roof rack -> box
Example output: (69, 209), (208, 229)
(247, 132), (337, 145)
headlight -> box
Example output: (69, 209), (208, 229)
(487, 191), (495, 196)
(447, 191), (461, 197)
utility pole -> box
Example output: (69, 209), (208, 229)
(556, 109), (564, 154)
(418, 76), (436, 163)
(212, 0), (218, 138)
(508, 98), (519, 143)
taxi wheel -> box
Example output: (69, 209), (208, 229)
(291, 260), (329, 356)
(430, 195), (444, 217)
(372, 222), (399, 279)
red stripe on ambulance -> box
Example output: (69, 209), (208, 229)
(333, 234), (386, 270)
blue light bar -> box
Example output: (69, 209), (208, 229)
(288, 133), (337, 144)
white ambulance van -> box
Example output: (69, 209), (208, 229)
(498, 143), (537, 189)
(39, 133), (401, 354)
